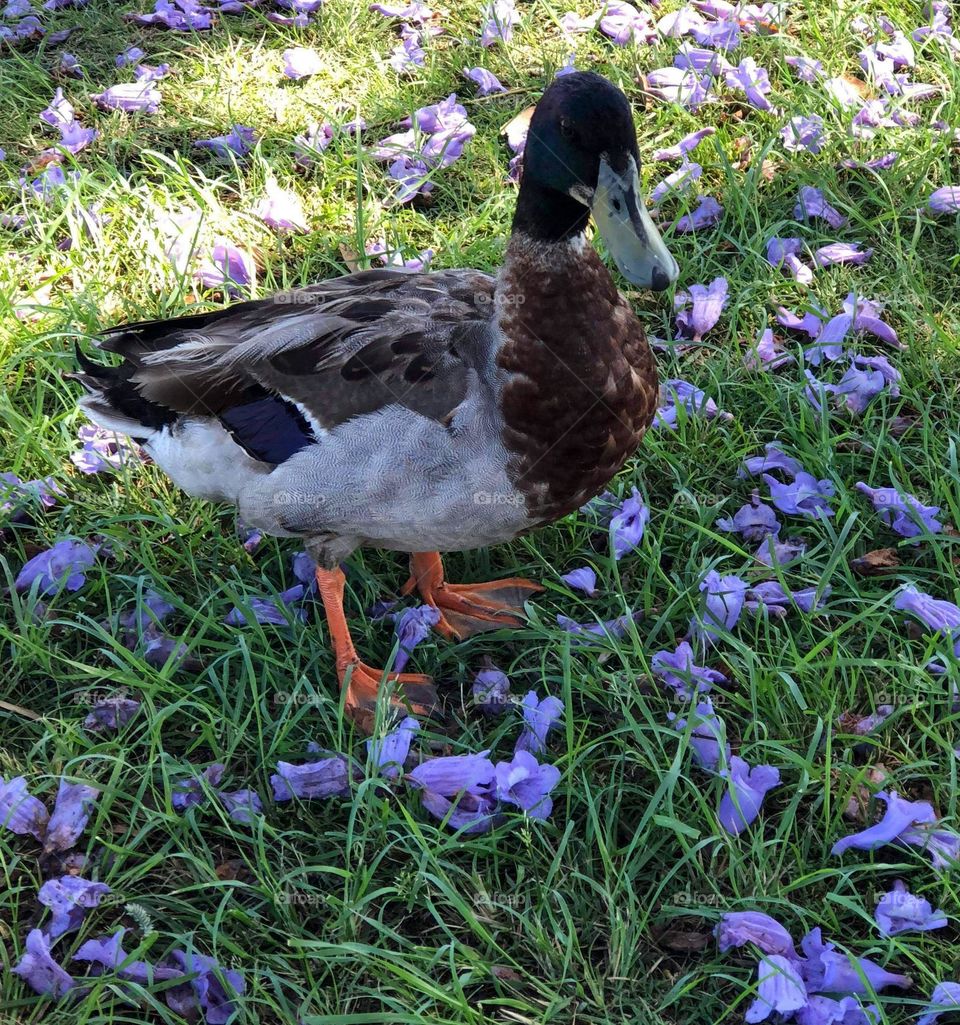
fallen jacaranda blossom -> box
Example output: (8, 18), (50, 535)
(494, 749), (560, 819)
(15, 540), (98, 595)
(283, 46), (322, 79)
(645, 67), (715, 109)
(408, 752), (499, 832)
(823, 354), (901, 413)
(676, 195), (723, 232)
(795, 185), (847, 228)
(556, 609), (642, 641)
(294, 120), (334, 166)
(917, 982), (960, 1025)
(893, 585), (960, 636)
(832, 790), (937, 855)
(725, 57), (776, 111)
(172, 764), (225, 811)
(718, 756), (780, 834)
(388, 25), (425, 72)
(766, 236), (813, 284)
(71, 424), (139, 473)
(217, 788), (263, 824)
(690, 570), (749, 646)
(928, 186), (960, 214)
(43, 779), (99, 854)
(560, 566), (598, 596)
(38, 875), (111, 939)
(875, 879), (947, 936)
(367, 716), (419, 779)
(194, 124), (256, 158)
(785, 55), (823, 82)
(464, 66), (505, 94)
(83, 696), (141, 732)
(479, 0), (517, 44)
(668, 698), (729, 772)
(651, 641), (726, 699)
(472, 660), (511, 714)
(654, 379), (732, 429)
(254, 178), (307, 232)
(12, 929), (75, 996)
(271, 754), (353, 801)
(781, 115), (825, 153)
(650, 161), (702, 204)
(224, 584), (306, 627)
(717, 495), (781, 542)
(370, 0), (433, 21)
(763, 472), (834, 519)
(125, 0), (213, 29)
(514, 691), (563, 755)
(168, 948), (245, 1024)
(674, 276), (728, 340)
(855, 483), (942, 539)
(800, 927), (911, 995)
(744, 328), (795, 372)
(900, 823), (960, 870)
(609, 487), (648, 558)
(1, 472), (60, 522)
(599, 0), (655, 44)
(391, 604), (439, 671)
(73, 927), (183, 986)
(745, 581), (829, 616)
(194, 242), (256, 292)
(653, 126), (715, 161)
(746, 954), (806, 1022)
(0, 775), (49, 839)
(91, 83), (161, 113)
(715, 911), (798, 958)
(740, 443), (803, 480)
(755, 536), (807, 568)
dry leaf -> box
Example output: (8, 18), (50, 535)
(491, 965), (523, 982)
(655, 926), (711, 952)
(850, 548), (901, 577)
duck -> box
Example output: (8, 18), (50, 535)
(72, 71), (679, 731)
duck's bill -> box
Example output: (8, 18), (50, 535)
(591, 156), (679, 291)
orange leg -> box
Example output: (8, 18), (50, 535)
(315, 567), (439, 732)
(401, 552), (543, 641)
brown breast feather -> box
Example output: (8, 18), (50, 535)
(495, 238), (658, 525)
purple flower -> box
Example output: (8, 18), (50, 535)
(195, 242), (256, 292)
(172, 763), (225, 812)
(674, 277), (728, 341)
(855, 482), (942, 539)
(494, 750), (560, 820)
(900, 824), (960, 869)
(781, 115), (825, 153)
(40, 87), (75, 128)
(676, 195), (723, 232)
(795, 186), (847, 228)
(832, 790), (937, 855)
(271, 755), (352, 801)
(556, 610), (641, 641)
(370, 0), (432, 20)
(283, 46), (322, 79)
(72, 424), (138, 473)
(125, 0), (214, 29)
(294, 120), (334, 166)
(650, 161), (703, 204)
(58, 52), (85, 78)
(739, 443), (803, 480)
(479, 0), (517, 44)
(823, 75), (864, 108)
(388, 25), (425, 72)
(669, 698), (729, 771)
(745, 581), (828, 616)
(745, 955), (806, 1022)
(841, 152), (899, 171)
(0, 776), (49, 840)
(766, 236), (813, 284)
(134, 62), (171, 82)
(755, 536), (806, 568)
(116, 45), (146, 66)
(763, 472), (834, 519)
(691, 570), (749, 645)
(51, 120), (98, 156)
(12, 929), (75, 997)
(718, 756), (780, 834)
(877, 30), (915, 66)
(559, 10), (599, 34)
(84, 696), (141, 732)
(656, 6), (706, 37)
(646, 67), (714, 108)
(609, 487), (648, 559)
(409, 752), (499, 832)
(38, 875), (111, 939)
(168, 948), (245, 1024)
(554, 53), (578, 77)
(15, 540), (98, 595)
(1, 472), (60, 522)
(918, 983), (960, 1025)
(929, 186), (960, 214)
(777, 303), (829, 340)
(715, 911), (798, 958)
(561, 566), (598, 596)
(653, 127), (715, 162)
(842, 292), (901, 349)
(599, 0), (656, 44)
(91, 83), (161, 113)
(515, 691), (563, 755)
(717, 496), (780, 542)
(875, 880), (947, 936)
(367, 716), (419, 779)
(815, 243), (873, 267)
(473, 662), (511, 714)
(391, 603), (439, 671)
(725, 57), (775, 110)
(218, 788), (263, 824)
(828, 355), (900, 413)
(45, 780), (99, 853)
(673, 43), (731, 74)
(894, 585), (960, 636)
(651, 641), (726, 699)
(844, 704), (894, 735)
(254, 178), (307, 232)
(464, 66), (505, 95)
(786, 55), (823, 82)
(72, 927), (181, 985)
(224, 584), (306, 627)
(194, 124), (256, 158)
(744, 328), (795, 372)
(799, 927), (911, 995)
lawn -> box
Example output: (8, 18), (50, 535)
(2, 0), (960, 1023)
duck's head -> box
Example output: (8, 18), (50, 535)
(513, 71), (679, 292)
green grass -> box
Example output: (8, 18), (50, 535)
(2, 0), (960, 1023)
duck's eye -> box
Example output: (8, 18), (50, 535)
(559, 118), (575, 140)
